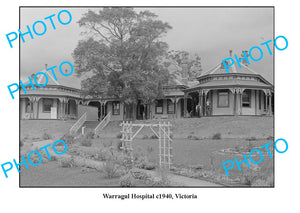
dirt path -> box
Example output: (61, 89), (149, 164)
(164, 173), (221, 186)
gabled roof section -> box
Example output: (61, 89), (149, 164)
(199, 61), (259, 76)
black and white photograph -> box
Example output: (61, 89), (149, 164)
(19, 7), (274, 187)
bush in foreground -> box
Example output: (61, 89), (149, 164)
(59, 157), (75, 168)
(60, 133), (75, 145)
(116, 133), (122, 139)
(79, 135), (93, 147)
(102, 159), (122, 178)
(119, 168), (171, 187)
(42, 132), (52, 140)
(212, 133), (221, 140)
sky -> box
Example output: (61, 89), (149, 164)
(20, 7), (274, 83)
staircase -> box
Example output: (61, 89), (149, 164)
(78, 120), (100, 134)
(94, 112), (112, 135)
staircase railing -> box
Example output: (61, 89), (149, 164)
(69, 112), (87, 134)
(94, 112), (112, 135)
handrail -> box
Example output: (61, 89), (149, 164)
(94, 112), (112, 135)
(69, 112), (87, 134)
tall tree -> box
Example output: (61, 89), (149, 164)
(73, 8), (172, 118)
(166, 50), (203, 80)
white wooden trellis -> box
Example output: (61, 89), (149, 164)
(120, 121), (173, 169)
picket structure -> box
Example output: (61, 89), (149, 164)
(120, 121), (173, 169)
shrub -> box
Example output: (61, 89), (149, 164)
(117, 141), (123, 151)
(134, 153), (156, 170)
(102, 159), (121, 178)
(142, 135), (149, 139)
(153, 169), (171, 186)
(60, 133), (75, 145)
(150, 134), (158, 139)
(246, 137), (257, 141)
(103, 140), (113, 148)
(42, 132), (52, 140)
(59, 157), (74, 168)
(119, 168), (170, 187)
(266, 136), (274, 140)
(116, 133), (122, 139)
(247, 141), (255, 152)
(212, 133), (221, 140)
(80, 137), (92, 147)
(187, 135), (200, 140)
(189, 164), (203, 170)
(50, 155), (57, 161)
(20, 140), (24, 147)
(85, 131), (95, 139)
(119, 169), (151, 187)
(251, 178), (273, 187)
(28, 152), (42, 164)
(95, 148), (112, 161)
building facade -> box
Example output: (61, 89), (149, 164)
(20, 57), (273, 121)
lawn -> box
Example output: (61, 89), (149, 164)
(20, 161), (120, 187)
(20, 120), (76, 141)
(20, 116), (274, 187)
(20, 137), (273, 186)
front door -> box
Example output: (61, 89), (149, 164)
(51, 107), (57, 119)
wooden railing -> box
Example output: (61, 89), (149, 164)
(69, 112), (87, 134)
(94, 112), (112, 135)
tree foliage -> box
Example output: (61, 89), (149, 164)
(73, 8), (172, 104)
(166, 50), (203, 80)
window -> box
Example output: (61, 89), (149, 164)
(25, 99), (32, 113)
(112, 101), (120, 115)
(155, 99), (163, 114)
(43, 98), (53, 112)
(218, 90), (229, 107)
(242, 90), (251, 107)
(167, 99), (175, 114)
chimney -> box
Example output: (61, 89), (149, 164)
(229, 50), (232, 57)
(45, 64), (48, 70)
(240, 50), (249, 66)
(221, 60), (228, 69)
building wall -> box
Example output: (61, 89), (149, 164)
(78, 104), (98, 121)
(38, 98), (58, 119)
(210, 89), (261, 116)
(150, 99), (180, 119)
(212, 90), (235, 115)
(106, 101), (124, 121)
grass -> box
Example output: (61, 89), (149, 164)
(20, 161), (120, 186)
(20, 116), (273, 186)
(20, 137), (272, 186)
(21, 120), (76, 141)
(99, 116), (273, 139)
